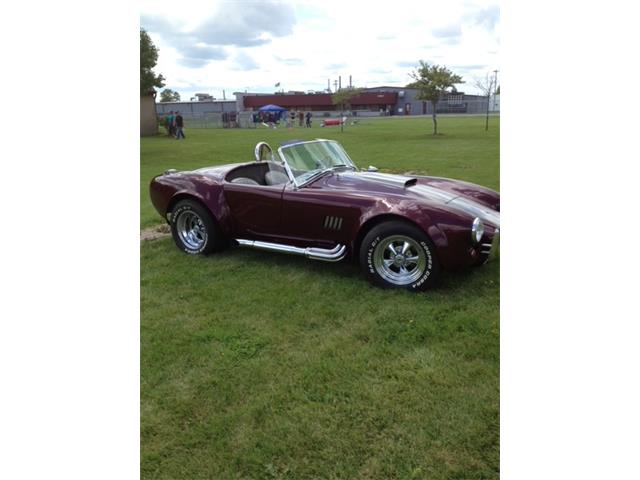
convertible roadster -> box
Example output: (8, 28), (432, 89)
(149, 139), (499, 291)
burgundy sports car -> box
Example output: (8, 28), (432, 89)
(149, 139), (499, 291)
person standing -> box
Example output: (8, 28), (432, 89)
(305, 111), (312, 128)
(298, 110), (304, 127)
(165, 111), (172, 136)
(167, 111), (176, 137)
(289, 109), (295, 129)
(175, 111), (185, 139)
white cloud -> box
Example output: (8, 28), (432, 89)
(432, 24), (463, 39)
(232, 52), (260, 70)
(140, 0), (501, 99)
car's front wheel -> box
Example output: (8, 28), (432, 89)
(170, 199), (223, 255)
(359, 221), (441, 291)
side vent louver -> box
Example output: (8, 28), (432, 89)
(323, 216), (343, 231)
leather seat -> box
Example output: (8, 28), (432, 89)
(265, 171), (290, 185)
(230, 177), (259, 185)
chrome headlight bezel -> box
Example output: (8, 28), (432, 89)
(471, 217), (485, 245)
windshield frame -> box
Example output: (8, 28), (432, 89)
(276, 139), (357, 189)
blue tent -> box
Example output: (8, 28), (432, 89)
(258, 104), (286, 122)
(258, 104), (286, 112)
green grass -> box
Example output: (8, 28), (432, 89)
(141, 116), (499, 229)
(141, 115), (499, 479)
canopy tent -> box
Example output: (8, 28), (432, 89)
(258, 104), (286, 112)
(257, 104), (286, 125)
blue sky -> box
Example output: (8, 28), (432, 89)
(140, 0), (500, 101)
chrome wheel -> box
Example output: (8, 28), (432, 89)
(373, 235), (426, 286)
(176, 211), (207, 250)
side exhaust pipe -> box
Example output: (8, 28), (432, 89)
(236, 239), (347, 262)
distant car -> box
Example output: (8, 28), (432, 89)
(149, 139), (499, 291)
(320, 118), (344, 127)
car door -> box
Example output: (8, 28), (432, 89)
(223, 182), (285, 238)
(280, 181), (358, 246)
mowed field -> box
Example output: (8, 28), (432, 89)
(141, 115), (500, 479)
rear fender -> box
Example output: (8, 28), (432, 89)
(151, 174), (234, 236)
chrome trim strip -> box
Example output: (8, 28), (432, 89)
(236, 239), (347, 262)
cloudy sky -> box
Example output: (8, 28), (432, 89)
(140, 0), (500, 101)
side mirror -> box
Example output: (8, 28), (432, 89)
(367, 165), (379, 172)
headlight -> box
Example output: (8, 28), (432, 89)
(471, 217), (485, 245)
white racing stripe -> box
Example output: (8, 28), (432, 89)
(447, 197), (500, 227)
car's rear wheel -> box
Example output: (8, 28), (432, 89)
(170, 199), (223, 255)
(359, 221), (441, 291)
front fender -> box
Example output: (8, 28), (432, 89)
(355, 198), (478, 271)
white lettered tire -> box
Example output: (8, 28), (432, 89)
(359, 221), (441, 291)
(170, 199), (224, 255)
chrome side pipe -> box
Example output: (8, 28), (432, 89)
(235, 239), (347, 262)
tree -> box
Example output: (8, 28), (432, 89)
(159, 89), (181, 102)
(140, 28), (165, 95)
(408, 61), (463, 135)
(331, 87), (363, 133)
(474, 74), (496, 131)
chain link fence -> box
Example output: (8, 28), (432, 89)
(157, 99), (499, 130)
(159, 112), (257, 130)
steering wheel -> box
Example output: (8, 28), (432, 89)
(254, 142), (274, 162)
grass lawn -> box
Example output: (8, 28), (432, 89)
(141, 115), (499, 229)
(141, 115), (500, 479)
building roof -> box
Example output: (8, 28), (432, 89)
(243, 92), (397, 108)
(156, 100), (235, 105)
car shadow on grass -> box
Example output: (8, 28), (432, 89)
(207, 242), (499, 298)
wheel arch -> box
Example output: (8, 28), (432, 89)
(166, 192), (209, 220)
(353, 213), (446, 262)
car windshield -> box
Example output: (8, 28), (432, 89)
(278, 140), (356, 185)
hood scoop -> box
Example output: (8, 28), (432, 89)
(404, 178), (417, 187)
(359, 171), (418, 188)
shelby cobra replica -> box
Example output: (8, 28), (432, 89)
(149, 139), (499, 291)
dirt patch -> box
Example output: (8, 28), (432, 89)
(141, 224), (171, 242)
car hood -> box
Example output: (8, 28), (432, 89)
(321, 171), (500, 227)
